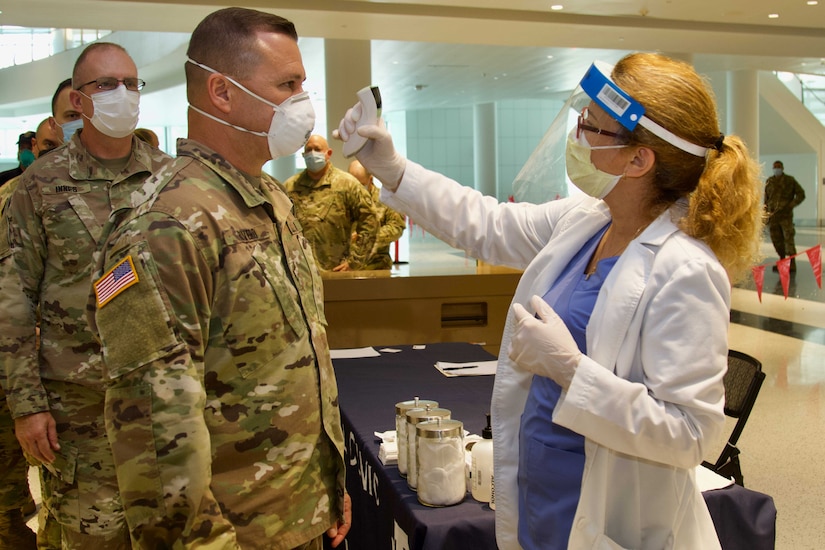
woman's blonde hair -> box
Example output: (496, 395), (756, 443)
(612, 53), (764, 283)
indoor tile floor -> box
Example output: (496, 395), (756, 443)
(24, 226), (824, 549)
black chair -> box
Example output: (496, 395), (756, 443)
(702, 349), (766, 487)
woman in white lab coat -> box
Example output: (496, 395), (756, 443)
(336, 53), (763, 549)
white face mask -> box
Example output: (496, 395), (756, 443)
(80, 86), (140, 138)
(565, 128), (627, 199)
(60, 119), (84, 142)
(303, 151), (327, 172)
(186, 58), (315, 160)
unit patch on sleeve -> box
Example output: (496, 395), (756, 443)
(95, 255), (139, 308)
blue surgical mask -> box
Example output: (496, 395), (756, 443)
(773, 168), (783, 177)
(303, 151), (327, 172)
(61, 119), (84, 142)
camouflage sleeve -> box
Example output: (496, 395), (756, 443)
(791, 178), (805, 209)
(92, 213), (240, 548)
(0, 177), (49, 418)
(346, 183), (379, 270)
(375, 206), (406, 251)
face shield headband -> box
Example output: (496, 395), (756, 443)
(580, 61), (709, 158)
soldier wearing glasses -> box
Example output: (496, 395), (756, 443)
(0, 42), (170, 549)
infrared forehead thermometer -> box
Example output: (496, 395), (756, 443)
(342, 86), (382, 158)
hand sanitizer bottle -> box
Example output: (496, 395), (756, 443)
(471, 413), (494, 503)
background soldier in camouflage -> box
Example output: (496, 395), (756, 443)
(285, 135), (379, 271)
(348, 159), (406, 269)
(0, 116), (63, 549)
(88, 8), (350, 549)
(0, 181), (37, 550)
(764, 160), (806, 272)
(0, 45), (171, 549)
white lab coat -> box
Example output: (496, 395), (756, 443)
(383, 161), (727, 550)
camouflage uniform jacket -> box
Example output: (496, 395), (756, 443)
(765, 173), (805, 220)
(1, 134), (170, 418)
(284, 165), (379, 270)
(0, 175), (18, 264)
(88, 139), (346, 549)
(364, 185), (406, 270)
(0, 177), (34, 512)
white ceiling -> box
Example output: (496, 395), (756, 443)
(2, 0), (825, 117)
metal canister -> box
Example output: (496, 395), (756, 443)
(416, 418), (466, 506)
(406, 406), (451, 490)
(395, 398), (438, 476)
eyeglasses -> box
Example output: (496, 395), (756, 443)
(76, 77), (146, 92)
(577, 108), (626, 142)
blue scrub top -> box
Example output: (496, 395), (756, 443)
(517, 223), (618, 550)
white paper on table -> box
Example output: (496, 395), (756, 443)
(330, 347), (381, 360)
(694, 465), (735, 491)
(435, 360), (497, 377)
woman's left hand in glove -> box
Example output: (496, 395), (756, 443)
(508, 295), (582, 390)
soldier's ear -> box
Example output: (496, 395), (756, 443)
(207, 74), (232, 114)
(69, 90), (84, 113)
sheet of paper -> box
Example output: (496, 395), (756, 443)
(330, 347), (381, 360)
(435, 360), (497, 377)
(694, 465), (735, 491)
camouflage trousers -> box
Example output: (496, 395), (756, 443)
(768, 214), (797, 259)
(0, 388), (37, 549)
(0, 389), (35, 514)
(37, 380), (130, 549)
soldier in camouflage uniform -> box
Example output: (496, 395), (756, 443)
(285, 135), (379, 271)
(764, 160), (805, 271)
(87, 8), (350, 549)
(0, 44), (171, 548)
(0, 180), (37, 550)
(348, 160), (406, 269)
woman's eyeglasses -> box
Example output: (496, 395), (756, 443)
(576, 108), (626, 141)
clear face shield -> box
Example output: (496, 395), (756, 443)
(512, 61), (707, 204)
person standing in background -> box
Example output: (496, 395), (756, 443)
(0, 176), (37, 550)
(31, 118), (62, 159)
(0, 132), (36, 187)
(0, 109), (70, 550)
(49, 78), (83, 143)
(1, 44), (170, 548)
(765, 160), (805, 272)
(285, 135), (379, 271)
(348, 159), (406, 269)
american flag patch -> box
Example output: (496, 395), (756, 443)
(94, 255), (139, 307)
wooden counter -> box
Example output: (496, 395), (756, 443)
(322, 262), (522, 356)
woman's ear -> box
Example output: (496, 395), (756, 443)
(625, 146), (656, 179)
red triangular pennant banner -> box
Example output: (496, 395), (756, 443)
(777, 258), (792, 299)
(751, 265), (765, 302)
(805, 246), (822, 288)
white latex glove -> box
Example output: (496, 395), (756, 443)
(333, 102), (406, 191)
(508, 295), (583, 390)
